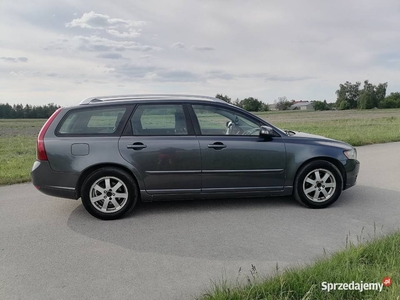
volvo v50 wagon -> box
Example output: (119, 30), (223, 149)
(31, 94), (360, 220)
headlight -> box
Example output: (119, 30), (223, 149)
(344, 148), (357, 160)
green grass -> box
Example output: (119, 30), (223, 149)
(199, 230), (400, 300)
(0, 119), (45, 185)
(255, 109), (400, 146)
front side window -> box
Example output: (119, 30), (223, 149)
(130, 104), (188, 136)
(192, 105), (260, 135)
(58, 107), (126, 135)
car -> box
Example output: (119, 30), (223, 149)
(31, 94), (360, 220)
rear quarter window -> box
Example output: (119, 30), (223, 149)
(57, 107), (127, 135)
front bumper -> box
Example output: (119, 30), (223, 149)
(343, 159), (360, 190)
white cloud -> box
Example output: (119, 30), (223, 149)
(97, 53), (124, 59)
(0, 57), (28, 63)
(73, 35), (161, 52)
(192, 46), (214, 51)
(171, 42), (185, 49)
(66, 11), (145, 30)
(106, 28), (141, 38)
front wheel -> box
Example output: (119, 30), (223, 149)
(81, 167), (138, 220)
(294, 160), (343, 208)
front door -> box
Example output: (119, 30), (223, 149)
(191, 104), (286, 192)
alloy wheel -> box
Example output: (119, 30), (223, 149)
(302, 168), (337, 202)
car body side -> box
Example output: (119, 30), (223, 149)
(31, 100), (359, 203)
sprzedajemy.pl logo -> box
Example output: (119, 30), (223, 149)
(321, 277), (392, 293)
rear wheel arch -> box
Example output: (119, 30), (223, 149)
(76, 163), (142, 199)
(80, 167), (139, 220)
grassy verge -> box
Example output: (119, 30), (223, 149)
(255, 109), (400, 146)
(0, 119), (45, 185)
(199, 231), (400, 300)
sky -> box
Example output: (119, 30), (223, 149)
(1, 0), (400, 107)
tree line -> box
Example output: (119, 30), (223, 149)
(335, 80), (400, 109)
(216, 94), (333, 112)
(217, 80), (400, 112)
(0, 103), (61, 119)
(2, 83), (399, 119)
(215, 94), (269, 111)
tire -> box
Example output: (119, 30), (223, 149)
(81, 167), (138, 220)
(294, 160), (343, 208)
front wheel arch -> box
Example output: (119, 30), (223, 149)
(293, 157), (347, 191)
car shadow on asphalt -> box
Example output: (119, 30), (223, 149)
(132, 195), (298, 217)
(64, 185), (400, 261)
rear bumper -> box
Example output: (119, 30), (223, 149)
(343, 159), (360, 190)
(31, 160), (79, 200)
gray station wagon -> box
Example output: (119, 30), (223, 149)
(31, 94), (360, 220)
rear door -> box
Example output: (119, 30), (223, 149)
(118, 103), (202, 195)
(190, 104), (286, 192)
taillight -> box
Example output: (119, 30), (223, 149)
(37, 108), (62, 161)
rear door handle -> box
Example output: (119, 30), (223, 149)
(207, 142), (226, 150)
(127, 142), (147, 150)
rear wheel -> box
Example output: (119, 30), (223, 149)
(294, 160), (343, 208)
(81, 167), (138, 220)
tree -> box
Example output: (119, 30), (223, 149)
(233, 98), (242, 107)
(335, 81), (361, 109)
(375, 82), (388, 107)
(215, 94), (231, 104)
(24, 104), (32, 118)
(275, 96), (292, 110)
(0, 103), (14, 118)
(13, 104), (24, 118)
(0, 103), (60, 119)
(358, 81), (387, 109)
(260, 102), (270, 111)
(379, 92), (400, 108)
(313, 100), (330, 111)
(240, 97), (262, 111)
(233, 97), (269, 111)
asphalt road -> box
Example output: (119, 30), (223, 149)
(1, 142), (400, 300)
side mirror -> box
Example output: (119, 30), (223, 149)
(259, 125), (275, 137)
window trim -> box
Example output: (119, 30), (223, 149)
(125, 103), (195, 137)
(189, 103), (264, 137)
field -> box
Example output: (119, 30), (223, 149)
(1, 108), (400, 185)
(256, 109), (400, 146)
(0, 119), (45, 185)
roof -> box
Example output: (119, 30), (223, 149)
(290, 101), (313, 108)
(79, 94), (225, 105)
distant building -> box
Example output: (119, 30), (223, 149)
(269, 103), (278, 111)
(290, 101), (314, 111)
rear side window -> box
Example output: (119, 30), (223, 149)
(130, 104), (188, 136)
(58, 107), (127, 135)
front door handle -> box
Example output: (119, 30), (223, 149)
(207, 142), (226, 150)
(127, 142), (147, 150)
